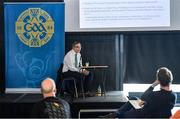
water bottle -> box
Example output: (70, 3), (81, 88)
(97, 85), (101, 96)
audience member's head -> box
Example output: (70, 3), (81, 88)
(41, 78), (56, 98)
(156, 67), (173, 87)
(72, 41), (81, 53)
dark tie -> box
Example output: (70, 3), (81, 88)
(75, 53), (78, 68)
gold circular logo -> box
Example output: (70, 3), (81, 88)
(16, 8), (54, 47)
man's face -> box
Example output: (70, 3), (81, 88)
(73, 43), (81, 53)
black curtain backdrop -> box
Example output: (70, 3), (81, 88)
(65, 32), (117, 91)
(124, 32), (180, 84)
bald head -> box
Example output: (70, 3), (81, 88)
(41, 78), (56, 95)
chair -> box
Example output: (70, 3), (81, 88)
(60, 77), (78, 98)
(78, 109), (118, 119)
(57, 63), (78, 98)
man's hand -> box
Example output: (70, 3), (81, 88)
(138, 100), (146, 107)
(81, 69), (89, 75)
(152, 79), (160, 87)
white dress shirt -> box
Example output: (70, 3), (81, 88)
(62, 49), (82, 72)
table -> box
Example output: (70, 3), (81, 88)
(81, 66), (108, 69)
(81, 65), (109, 98)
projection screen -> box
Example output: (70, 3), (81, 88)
(65, 0), (180, 32)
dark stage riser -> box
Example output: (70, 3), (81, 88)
(0, 103), (34, 118)
(0, 91), (127, 118)
(70, 91), (127, 118)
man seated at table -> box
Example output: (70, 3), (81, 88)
(62, 41), (93, 97)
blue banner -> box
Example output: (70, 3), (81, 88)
(4, 3), (65, 88)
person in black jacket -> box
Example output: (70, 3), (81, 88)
(102, 67), (177, 118)
(31, 78), (71, 118)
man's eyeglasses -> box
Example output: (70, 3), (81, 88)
(74, 46), (81, 48)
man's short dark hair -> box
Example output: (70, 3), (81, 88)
(157, 67), (173, 87)
(72, 41), (81, 48)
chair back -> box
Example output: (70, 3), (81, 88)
(56, 63), (64, 94)
(58, 63), (64, 79)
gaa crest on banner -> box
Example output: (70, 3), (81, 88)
(16, 8), (54, 47)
